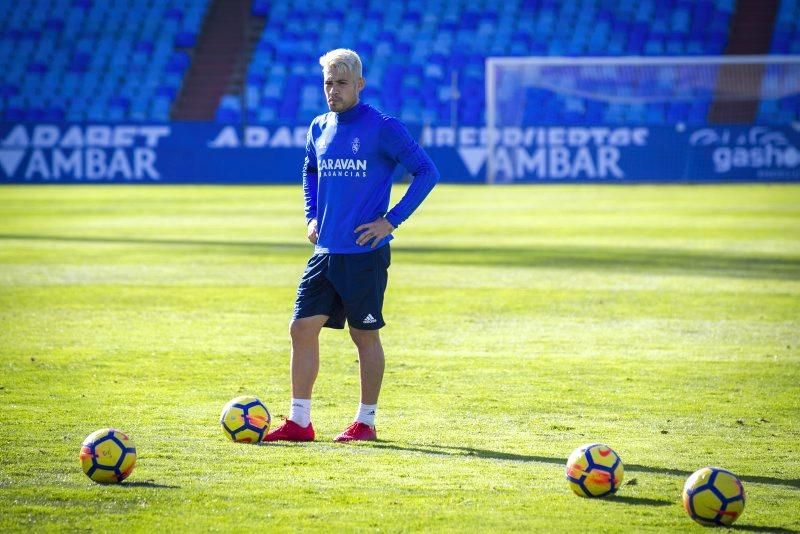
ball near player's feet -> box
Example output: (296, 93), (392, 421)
(220, 396), (271, 443)
(79, 428), (137, 484)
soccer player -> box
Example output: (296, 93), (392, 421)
(263, 49), (439, 443)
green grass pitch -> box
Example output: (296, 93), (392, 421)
(0, 184), (798, 532)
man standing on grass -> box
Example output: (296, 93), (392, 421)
(263, 49), (439, 443)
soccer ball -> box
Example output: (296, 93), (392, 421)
(220, 396), (271, 443)
(79, 428), (137, 484)
(565, 443), (624, 497)
(683, 467), (745, 526)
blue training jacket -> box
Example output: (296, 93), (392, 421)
(303, 102), (439, 254)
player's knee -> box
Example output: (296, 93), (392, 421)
(290, 318), (320, 341)
(348, 327), (381, 350)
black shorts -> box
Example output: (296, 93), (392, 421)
(293, 245), (391, 330)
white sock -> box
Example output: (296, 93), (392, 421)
(289, 398), (311, 428)
(355, 403), (377, 428)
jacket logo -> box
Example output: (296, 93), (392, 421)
(352, 137), (360, 155)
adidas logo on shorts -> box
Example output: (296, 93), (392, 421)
(362, 314), (377, 324)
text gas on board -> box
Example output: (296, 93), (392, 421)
(689, 127), (800, 178)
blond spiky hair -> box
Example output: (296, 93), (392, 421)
(319, 48), (363, 79)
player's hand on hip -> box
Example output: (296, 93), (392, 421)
(307, 219), (319, 245)
(355, 216), (394, 248)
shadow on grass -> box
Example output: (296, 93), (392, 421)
(0, 233), (306, 256)
(606, 495), (672, 507)
(122, 480), (180, 489)
(370, 442), (800, 491)
(2, 233), (799, 280)
(256, 441), (309, 449)
(396, 245), (800, 281)
(733, 526), (799, 534)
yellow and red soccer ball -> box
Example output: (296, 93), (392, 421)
(683, 466), (745, 526)
(565, 443), (624, 498)
(79, 428), (137, 484)
(220, 396), (271, 443)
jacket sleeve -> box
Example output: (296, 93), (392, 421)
(379, 117), (439, 228)
(302, 124), (318, 224)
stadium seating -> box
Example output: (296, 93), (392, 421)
(0, 0), (208, 122)
(759, 0), (800, 122)
(231, 0), (737, 126)
(0, 0), (796, 126)
(770, 0), (800, 54)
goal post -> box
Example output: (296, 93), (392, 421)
(485, 55), (800, 184)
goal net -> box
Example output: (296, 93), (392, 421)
(485, 55), (800, 183)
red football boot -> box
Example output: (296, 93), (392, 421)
(334, 421), (377, 442)
(262, 420), (315, 442)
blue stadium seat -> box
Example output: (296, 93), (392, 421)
(4, 0), (792, 126)
(215, 107), (240, 124)
(0, 0), (210, 121)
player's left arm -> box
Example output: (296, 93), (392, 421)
(355, 118), (439, 247)
(382, 117), (439, 228)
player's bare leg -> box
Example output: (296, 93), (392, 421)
(348, 327), (384, 405)
(289, 314), (328, 399)
(335, 327), (383, 442)
(263, 314), (327, 442)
